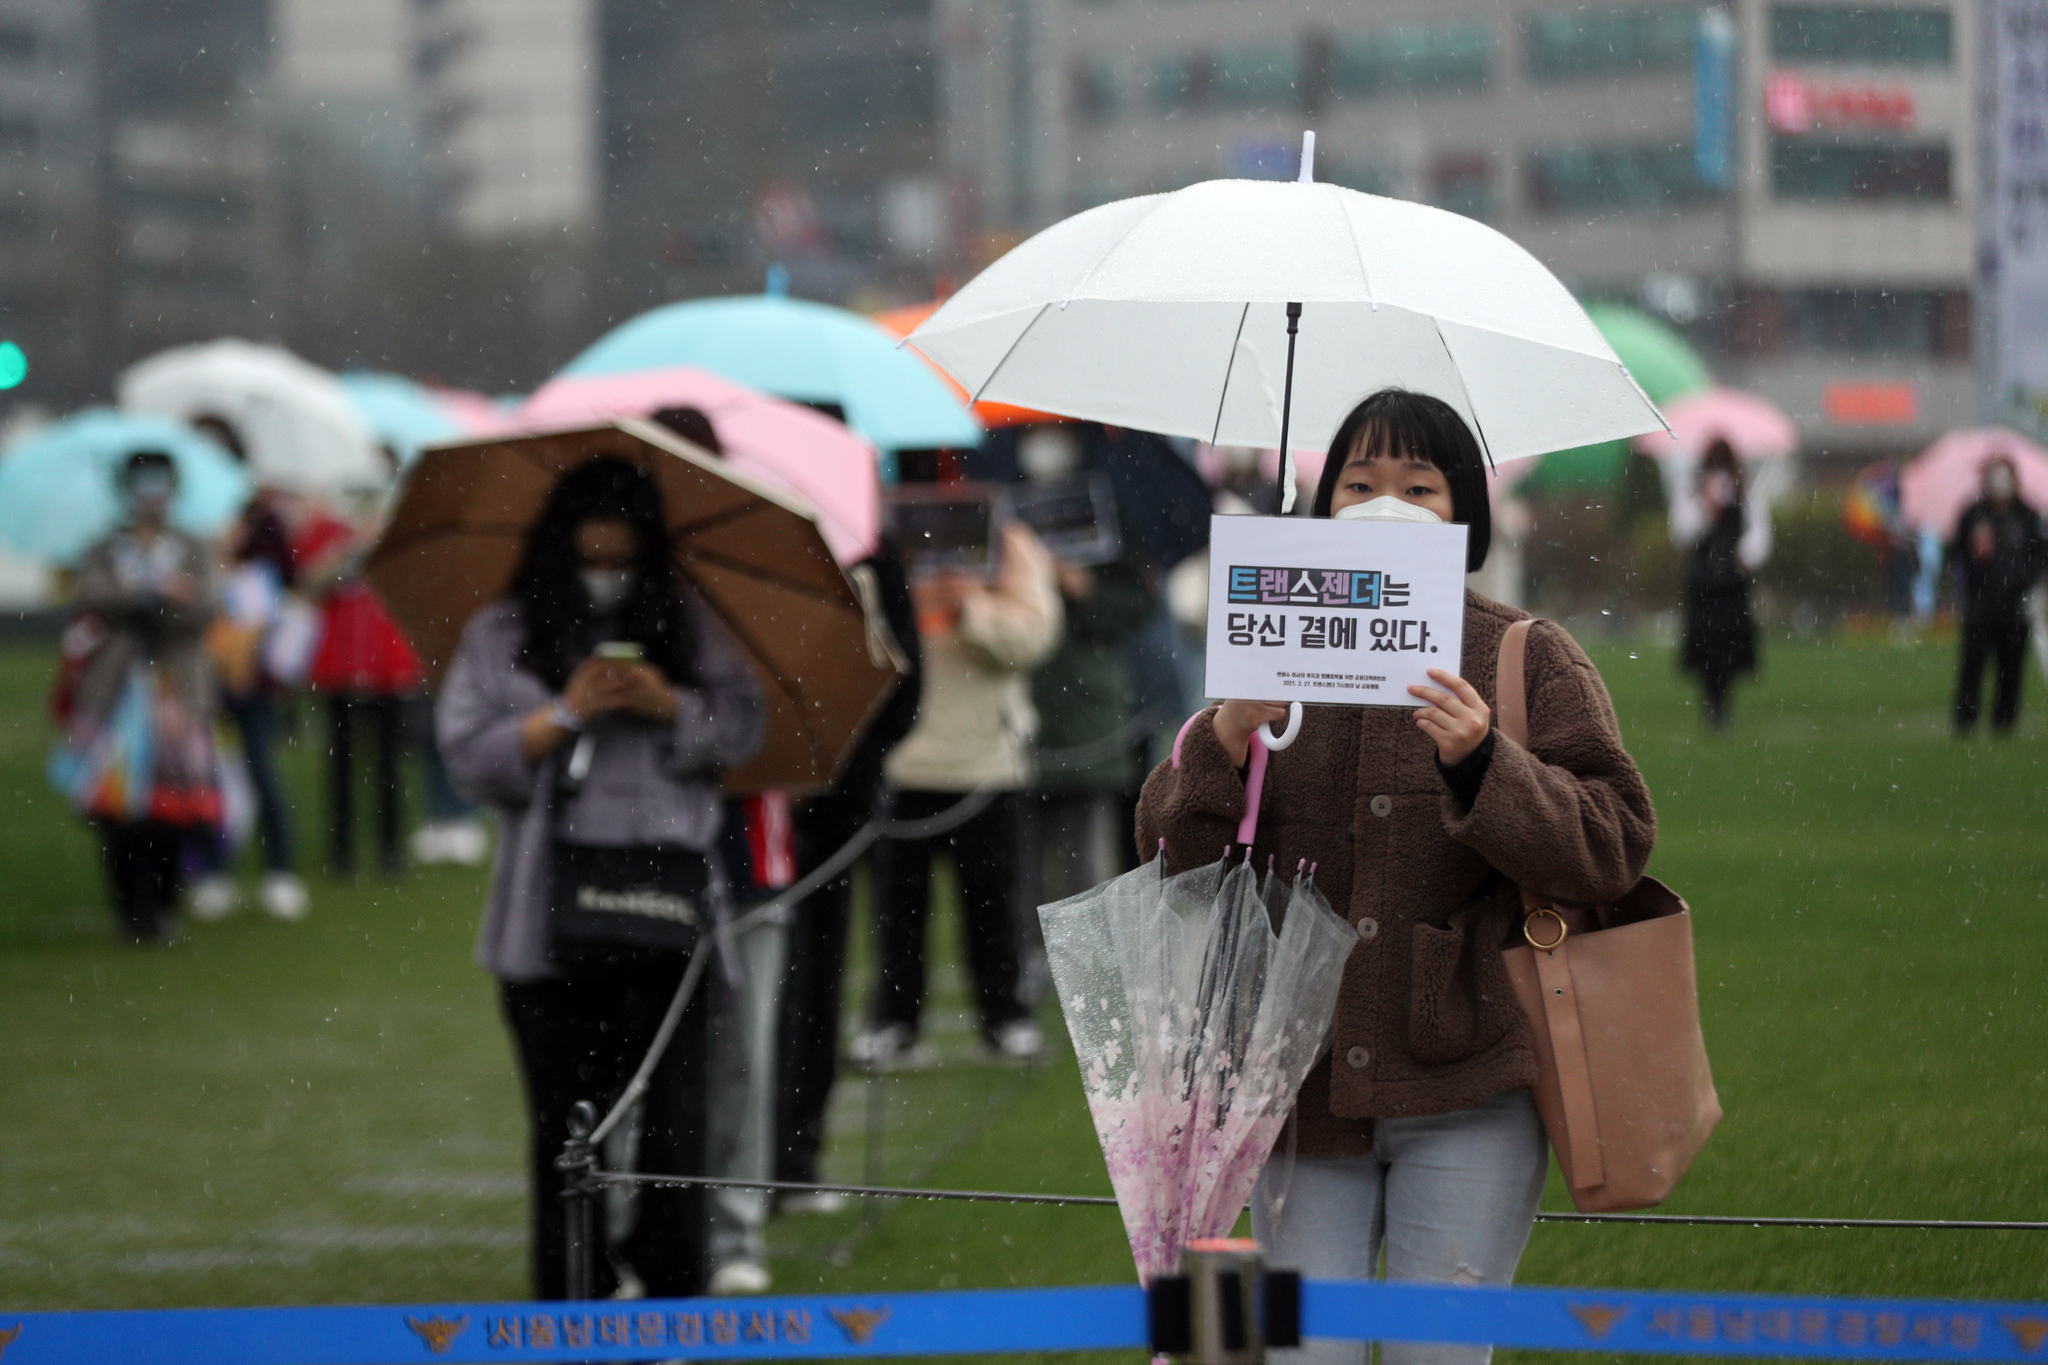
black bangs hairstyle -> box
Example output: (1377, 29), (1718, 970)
(1310, 389), (1491, 573)
(508, 454), (696, 690)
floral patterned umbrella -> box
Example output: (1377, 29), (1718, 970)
(1039, 853), (1354, 1283)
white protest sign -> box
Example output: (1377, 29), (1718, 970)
(1204, 514), (1468, 707)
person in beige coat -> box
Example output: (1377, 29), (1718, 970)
(855, 522), (1063, 1066)
(1139, 390), (1655, 1365)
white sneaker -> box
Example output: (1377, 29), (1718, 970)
(413, 819), (490, 866)
(259, 871), (310, 922)
(846, 1024), (931, 1071)
(992, 1018), (1045, 1063)
(708, 1261), (772, 1295)
(188, 874), (240, 922)
(777, 1189), (849, 1217)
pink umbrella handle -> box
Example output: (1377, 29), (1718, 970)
(1171, 707), (1273, 850)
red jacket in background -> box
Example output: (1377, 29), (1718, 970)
(295, 513), (423, 696)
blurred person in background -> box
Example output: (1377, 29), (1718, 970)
(1015, 426), (1155, 905)
(773, 530), (919, 1210)
(438, 454), (763, 1299)
(188, 496), (313, 921)
(1677, 443), (1760, 731)
(54, 452), (221, 943)
(852, 519), (1062, 1068)
(295, 448), (423, 878)
(1948, 455), (2048, 735)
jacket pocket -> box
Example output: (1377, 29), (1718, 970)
(1407, 909), (1513, 1066)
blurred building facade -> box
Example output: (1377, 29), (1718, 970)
(599, 0), (947, 312)
(942, 0), (1975, 463)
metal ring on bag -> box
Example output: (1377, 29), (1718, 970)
(1523, 907), (1568, 952)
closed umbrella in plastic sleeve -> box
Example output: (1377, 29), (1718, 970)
(1037, 726), (1355, 1284)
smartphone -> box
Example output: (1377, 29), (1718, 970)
(595, 641), (643, 662)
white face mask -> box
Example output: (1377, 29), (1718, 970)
(1333, 495), (1444, 525)
(1987, 466), (2018, 501)
(579, 568), (636, 614)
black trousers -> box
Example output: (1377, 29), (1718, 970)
(773, 784), (873, 1184)
(326, 693), (403, 875)
(1956, 617), (2030, 733)
(98, 818), (187, 942)
(225, 692), (294, 873)
(872, 790), (1027, 1041)
(500, 963), (710, 1300)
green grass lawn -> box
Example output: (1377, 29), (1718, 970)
(3, 634), (2046, 1340)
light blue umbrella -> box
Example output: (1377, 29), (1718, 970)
(557, 290), (982, 457)
(339, 372), (465, 468)
(0, 408), (252, 564)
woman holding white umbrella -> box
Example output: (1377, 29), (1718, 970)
(1140, 390), (1656, 1365)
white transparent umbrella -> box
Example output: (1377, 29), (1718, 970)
(118, 339), (388, 496)
(909, 135), (1667, 487)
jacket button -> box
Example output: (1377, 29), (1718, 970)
(1345, 1046), (1371, 1069)
(1355, 916), (1379, 942)
(1370, 795), (1392, 818)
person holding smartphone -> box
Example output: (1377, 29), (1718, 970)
(437, 456), (763, 1300)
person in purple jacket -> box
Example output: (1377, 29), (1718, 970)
(437, 456), (763, 1299)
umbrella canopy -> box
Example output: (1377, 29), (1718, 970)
(341, 373), (504, 468)
(1522, 303), (1714, 496)
(1041, 856), (1354, 1283)
(0, 409), (251, 564)
(907, 176), (1665, 468)
(1899, 427), (2048, 538)
(871, 301), (1060, 429)
(514, 366), (881, 566)
(1632, 386), (1796, 463)
(363, 419), (900, 794)
(557, 295), (982, 456)
(118, 340), (388, 495)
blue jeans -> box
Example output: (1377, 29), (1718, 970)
(1252, 1088), (1548, 1365)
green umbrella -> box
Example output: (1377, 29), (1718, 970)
(1521, 302), (1710, 497)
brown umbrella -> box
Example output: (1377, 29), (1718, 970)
(363, 418), (900, 794)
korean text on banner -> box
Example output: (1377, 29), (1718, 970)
(1204, 515), (1468, 707)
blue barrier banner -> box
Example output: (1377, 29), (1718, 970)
(3, 1280), (2046, 1363)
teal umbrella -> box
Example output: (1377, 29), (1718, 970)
(558, 291), (982, 457)
(0, 409), (251, 564)
(339, 372), (465, 468)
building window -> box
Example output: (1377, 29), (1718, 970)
(1778, 287), (1968, 355)
(1771, 137), (1950, 199)
(1526, 141), (1714, 211)
(1770, 5), (1952, 65)
(1431, 152), (1495, 220)
(1525, 6), (1701, 82)
(1072, 58), (1123, 122)
(0, 21), (33, 64)
(1154, 45), (1300, 112)
(1330, 21), (1491, 99)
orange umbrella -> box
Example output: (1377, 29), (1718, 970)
(871, 302), (1061, 430)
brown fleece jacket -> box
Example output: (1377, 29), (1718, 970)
(1136, 590), (1655, 1157)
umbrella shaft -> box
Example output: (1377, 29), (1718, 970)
(1278, 302), (1302, 506)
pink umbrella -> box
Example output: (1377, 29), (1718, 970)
(1631, 387), (1798, 463)
(1899, 427), (2048, 538)
(514, 366), (880, 565)
(430, 386), (516, 436)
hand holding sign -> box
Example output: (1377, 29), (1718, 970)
(1409, 668), (1492, 764)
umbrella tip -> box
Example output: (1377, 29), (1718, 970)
(765, 264), (789, 298)
(1297, 130), (1316, 184)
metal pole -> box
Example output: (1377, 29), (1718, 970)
(556, 1099), (600, 1300)
(1277, 302), (1302, 510)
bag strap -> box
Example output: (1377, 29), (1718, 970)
(1497, 617), (1607, 1191)
(1495, 618), (1533, 750)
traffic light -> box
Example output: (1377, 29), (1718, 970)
(0, 341), (25, 390)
